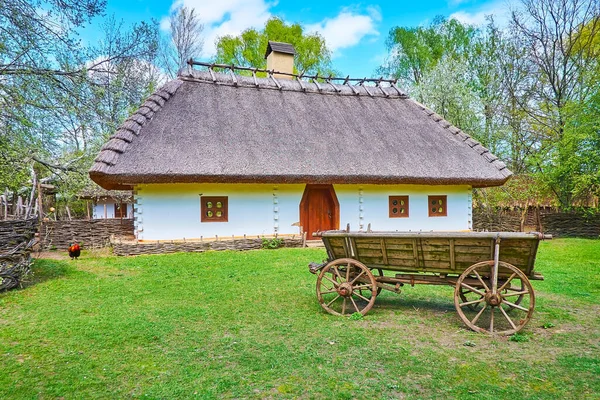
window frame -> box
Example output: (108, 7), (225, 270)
(114, 203), (128, 218)
(389, 195), (409, 218)
(200, 196), (228, 222)
(428, 195), (447, 217)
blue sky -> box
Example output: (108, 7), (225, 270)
(85, 0), (509, 78)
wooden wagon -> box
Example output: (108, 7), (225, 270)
(308, 230), (551, 335)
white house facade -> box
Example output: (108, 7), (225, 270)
(134, 183), (472, 240)
(92, 200), (134, 219)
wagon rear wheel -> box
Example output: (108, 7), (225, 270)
(316, 258), (377, 316)
(454, 261), (535, 335)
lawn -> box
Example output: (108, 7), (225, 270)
(0, 239), (598, 399)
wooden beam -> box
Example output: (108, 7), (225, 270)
(449, 238), (455, 270)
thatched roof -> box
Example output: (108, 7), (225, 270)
(90, 69), (512, 190)
(78, 186), (133, 202)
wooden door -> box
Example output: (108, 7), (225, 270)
(300, 185), (339, 240)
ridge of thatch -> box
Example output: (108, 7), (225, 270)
(89, 79), (183, 189)
(89, 69), (512, 190)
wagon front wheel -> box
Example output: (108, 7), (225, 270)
(454, 261), (535, 335)
(316, 258), (377, 316)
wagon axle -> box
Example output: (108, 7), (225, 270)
(336, 282), (353, 297)
(485, 292), (502, 307)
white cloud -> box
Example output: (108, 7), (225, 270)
(305, 7), (380, 55)
(162, 0), (274, 57)
(448, 0), (472, 6)
(161, 2), (380, 59)
(449, 0), (510, 26)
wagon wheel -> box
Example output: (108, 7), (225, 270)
(458, 286), (483, 311)
(365, 268), (384, 296)
(454, 261), (535, 335)
(316, 258), (378, 316)
(335, 265), (382, 298)
(459, 277), (523, 311)
(459, 283), (523, 311)
(498, 277), (525, 310)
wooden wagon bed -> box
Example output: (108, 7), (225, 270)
(309, 231), (551, 335)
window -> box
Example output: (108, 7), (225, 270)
(428, 195), (447, 217)
(114, 203), (128, 218)
(389, 196), (409, 218)
(201, 196), (228, 222)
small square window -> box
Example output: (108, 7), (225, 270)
(389, 196), (409, 218)
(201, 196), (228, 222)
(428, 195), (447, 217)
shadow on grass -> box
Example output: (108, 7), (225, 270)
(373, 293), (457, 313)
(15, 259), (74, 291)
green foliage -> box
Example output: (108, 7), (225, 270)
(380, 16), (476, 87)
(509, 333), (530, 343)
(0, 240), (598, 398)
(0, 1), (160, 200)
(473, 175), (556, 208)
(214, 17), (335, 76)
(261, 237), (284, 249)
(349, 312), (364, 321)
(380, 3), (600, 209)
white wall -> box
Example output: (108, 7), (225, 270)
(134, 183), (472, 240)
(134, 183), (304, 240)
(93, 201), (133, 219)
(335, 184), (472, 232)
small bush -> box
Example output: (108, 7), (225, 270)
(349, 312), (364, 321)
(510, 333), (530, 343)
(261, 237), (284, 249)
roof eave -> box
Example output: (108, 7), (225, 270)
(88, 171), (512, 188)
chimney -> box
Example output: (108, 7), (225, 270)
(265, 41), (295, 79)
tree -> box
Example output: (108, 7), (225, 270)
(160, 6), (204, 79)
(0, 0), (104, 193)
(413, 58), (480, 136)
(511, 0), (600, 207)
(214, 17), (335, 76)
(380, 5), (600, 210)
(379, 16), (476, 88)
(0, 0), (160, 202)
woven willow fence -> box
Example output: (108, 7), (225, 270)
(473, 207), (600, 237)
(112, 236), (304, 256)
(541, 212), (600, 237)
(0, 218), (38, 291)
(40, 219), (134, 250)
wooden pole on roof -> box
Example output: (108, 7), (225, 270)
(86, 201), (90, 220)
(104, 203), (107, 219)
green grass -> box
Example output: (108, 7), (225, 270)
(0, 239), (599, 399)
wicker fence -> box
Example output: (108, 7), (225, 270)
(40, 219), (135, 250)
(112, 236), (304, 256)
(0, 218), (38, 290)
(473, 207), (600, 238)
(540, 212), (600, 237)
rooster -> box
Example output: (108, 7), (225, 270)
(68, 243), (81, 260)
